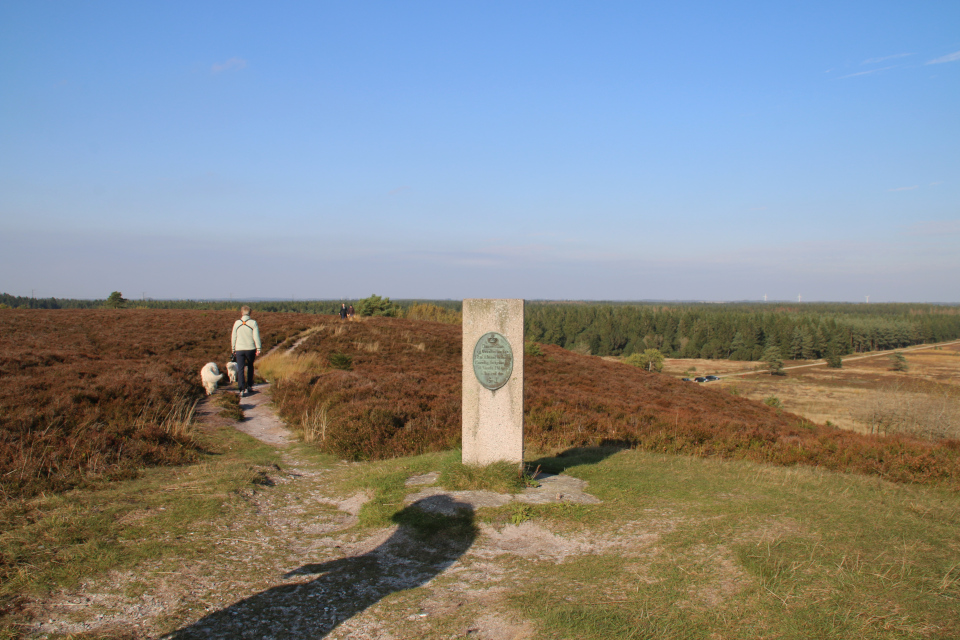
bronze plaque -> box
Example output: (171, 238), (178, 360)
(472, 332), (514, 390)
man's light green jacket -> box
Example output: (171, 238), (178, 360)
(231, 315), (262, 351)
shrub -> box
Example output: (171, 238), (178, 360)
(763, 396), (783, 410)
(265, 317), (960, 489)
(889, 351), (909, 372)
(762, 346), (785, 376)
(623, 348), (664, 372)
(524, 341), (544, 357)
(105, 291), (127, 309)
(358, 294), (400, 318)
(328, 352), (353, 370)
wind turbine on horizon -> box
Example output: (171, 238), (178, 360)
(865, 295), (870, 303)
(798, 294), (802, 303)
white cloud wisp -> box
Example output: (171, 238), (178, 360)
(212, 58), (248, 73)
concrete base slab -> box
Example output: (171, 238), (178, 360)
(516, 473), (602, 505)
(403, 473), (601, 512)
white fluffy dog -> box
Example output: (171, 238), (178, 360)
(225, 361), (238, 384)
(200, 362), (223, 395)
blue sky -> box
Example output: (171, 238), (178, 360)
(2, 1), (958, 302)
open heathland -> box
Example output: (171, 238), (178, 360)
(263, 317), (960, 489)
(4, 309), (959, 503)
(662, 342), (960, 440)
(3, 310), (960, 638)
(0, 309), (319, 498)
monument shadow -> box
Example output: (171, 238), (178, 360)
(527, 441), (630, 475)
(163, 495), (477, 640)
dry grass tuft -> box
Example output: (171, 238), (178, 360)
(143, 393), (198, 438)
(257, 351), (325, 381)
(300, 404), (329, 443)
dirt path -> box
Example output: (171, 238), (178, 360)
(155, 388), (601, 639)
(232, 384), (294, 447)
(26, 378), (606, 639)
(26, 325), (603, 638)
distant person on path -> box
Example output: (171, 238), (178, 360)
(340, 303), (348, 320)
(231, 306), (261, 397)
(348, 304), (355, 320)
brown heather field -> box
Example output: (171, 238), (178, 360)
(0, 309), (317, 498)
(3, 310), (959, 503)
(264, 317), (960, 489)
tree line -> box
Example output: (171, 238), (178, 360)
(0, 292), (461, 316)
(5, 293), (958, 361)
(524, 302), (960, 360)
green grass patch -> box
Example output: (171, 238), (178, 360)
(4, 426), (960, 639)
(339, 451), (451, 528)
(0, 425), (283, 617)
(512, 554), (704, 640)
(213, 391), (243, 421)
(328, 352), (353, 370)
(342, 451), (534, 529)
(437, 457), (527, 493)
(507, 449), (960, 639)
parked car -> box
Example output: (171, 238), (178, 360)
(681, 377), (693, 381)
(694, 377), (707, 382)
(704, 375), (720, 382)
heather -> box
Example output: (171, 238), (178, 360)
(0, 309), (317, 498)
(265, 317), (960, 488)
(265, 317), (462, 461)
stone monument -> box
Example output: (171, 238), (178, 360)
(461, 299), (524, 466)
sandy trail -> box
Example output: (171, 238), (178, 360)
(233, 384), (294, 447)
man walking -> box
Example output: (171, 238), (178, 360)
(231, 306), (262, 397)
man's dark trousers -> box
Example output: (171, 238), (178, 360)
(235, 350), (256, 392)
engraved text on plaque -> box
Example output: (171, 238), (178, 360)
(472, 332), (513, 390)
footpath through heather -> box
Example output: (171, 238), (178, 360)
(26, 383), (601, 640)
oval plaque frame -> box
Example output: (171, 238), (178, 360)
(472, 332), (514, 391)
